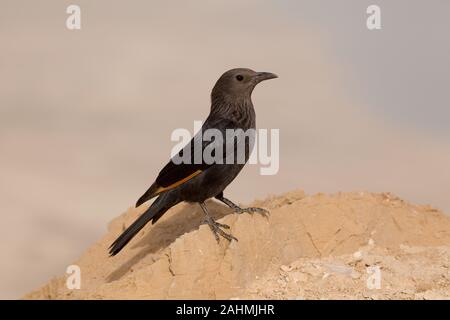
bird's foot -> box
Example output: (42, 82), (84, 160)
(201, 215), (238, 243)
(234, 206), (270, 218)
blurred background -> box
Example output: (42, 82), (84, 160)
(1, 0), (449, 299)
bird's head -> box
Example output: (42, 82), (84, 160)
(211, 68), (278, 103)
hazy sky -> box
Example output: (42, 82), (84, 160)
(285, 1), (450, 134)
(0, 0), (449, 299)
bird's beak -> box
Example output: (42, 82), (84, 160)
(255, 72), (278, 83)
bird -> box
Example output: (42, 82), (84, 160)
(109, 68), (278, 256)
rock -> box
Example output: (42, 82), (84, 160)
(289, 271), (308, 283)
(25, 190), (450, 300)
(280, 265), (292, 272)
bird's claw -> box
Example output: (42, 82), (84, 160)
(201, 216), (237, 242)
(234, 207), (270, 218)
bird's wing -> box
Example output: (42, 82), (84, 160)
(136, 117), (245, 207)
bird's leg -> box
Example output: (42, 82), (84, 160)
(215, 193), (270, 217)
(199, 202), (238, 242)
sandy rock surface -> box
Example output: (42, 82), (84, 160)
(26, 191), (450, 299)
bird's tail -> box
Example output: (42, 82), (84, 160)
(136, 183), (160, 208)
(109, 193), (179, 256)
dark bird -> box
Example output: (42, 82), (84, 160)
(109, 68), (277, 256)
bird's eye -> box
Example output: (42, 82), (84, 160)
(236, 75), (244, 81)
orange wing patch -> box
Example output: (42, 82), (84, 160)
(155, 170), (203, 194)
